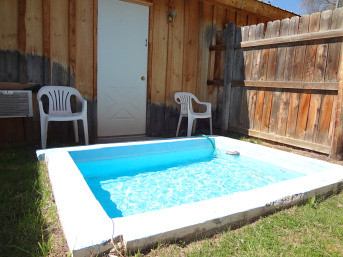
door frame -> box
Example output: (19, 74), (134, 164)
(93, 0), (153, 139)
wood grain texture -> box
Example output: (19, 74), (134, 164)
(274, 18), (290, 136)
(166, 0), (184, 106)
(75, 0), (93, 98)
(164, 0), (185, 135)
(262, 20), (280, 133)
(328, 8), (343, 157)
(252, 23), (266, 131)
(50, 0), (69, 85)
(18, 0), (27, 83)
(150, 0), (168, 104)
(305, 12), (326, 142)
(229, 26), (246, 128)
(182, 0), (199, 94)
(212, 5), (226, 124)
(221, 23), (235, 133)
(235, 28), (343, 49)
(197, 1), (213, 101)
(286, 15), (309, 138)
(42, 0), (51, 85)
(239, 24), (256, 129)
(25, 0), (44, 84)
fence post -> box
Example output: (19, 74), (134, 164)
(330, 47), (343, 159)
(220, 23), (236, 134)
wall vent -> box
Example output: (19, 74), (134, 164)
(0, 90), (33, 118)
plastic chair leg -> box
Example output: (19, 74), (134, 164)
(209, 117), (213, 135)
(187, 117), (194, 137)
(40, 120), (48, 149)
(176, 115), (182, 137)
(83, 118), (89, 145)
(73, 120), (79, 143)
(192, 119), (197, 134)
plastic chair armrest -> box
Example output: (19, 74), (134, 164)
(38, 100), (47, 116)
(81, 99), (87, 113)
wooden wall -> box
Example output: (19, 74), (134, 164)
(148, 0), (294, 136)
(0, 0), (294, 145)
(220, 8), (343, 158)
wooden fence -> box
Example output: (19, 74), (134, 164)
(209, 8), (343, 158)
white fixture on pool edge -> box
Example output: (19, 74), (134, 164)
(36, 136), (343, 257)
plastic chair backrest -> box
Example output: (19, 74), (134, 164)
(174, 92), (196, 115)
(37, 86), (83, 115)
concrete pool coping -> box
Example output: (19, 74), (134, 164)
(36, 136), (343, 257)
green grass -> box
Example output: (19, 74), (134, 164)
(135, 192), (343, 257)
(0, 145), (62, 256)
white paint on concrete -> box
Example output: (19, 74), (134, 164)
(36, 136), (343, 256)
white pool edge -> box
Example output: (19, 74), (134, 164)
(37, 136), (343, 256)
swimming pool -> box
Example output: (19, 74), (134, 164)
(36, 136), (343, 257)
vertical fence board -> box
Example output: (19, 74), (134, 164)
(229, 26), (246, 128)
(239, 24), (256, 129)
(303, 12), (321, 142)
(213, 6), (227, 124)
(326, 8), (343, 150)
(286, 15), (309, 138)
(284, 16), (299, 138)
(312, 10), (332, 143)
(275, 18), (290, 136)
(221, 23), (235, 133)
(207, 6), (218, 124)
(252, 23), (267, 131)
(247, 23), (264, 129)
(261, 20), (280, 133)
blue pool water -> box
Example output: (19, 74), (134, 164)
(70, 146), (305, 219)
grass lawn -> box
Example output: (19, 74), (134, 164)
(0, 144), (342, 256)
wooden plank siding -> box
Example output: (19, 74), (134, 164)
(0, 0), (297, 145)
(220, 8), (343, 157)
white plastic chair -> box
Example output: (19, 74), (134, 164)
(37, 86), (89, 149)
(174, 92), (212, 137)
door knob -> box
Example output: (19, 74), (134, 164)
(141, 76), (145, 81)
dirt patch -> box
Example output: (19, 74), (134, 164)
(259, 140), (343, 166)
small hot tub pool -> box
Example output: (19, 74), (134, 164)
(37, 136), (343, 257)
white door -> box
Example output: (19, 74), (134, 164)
(97, 0), (149, 137)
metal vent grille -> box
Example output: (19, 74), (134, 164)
(0, 90), (33, 118)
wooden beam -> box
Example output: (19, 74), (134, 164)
(221, 23), (235, 134)
(330, 8), (343, 159)
(0, 82), (37, 90)
(207, 79), (224, 86)
(235, 29), (343, 49)
(18, 0), (27, 83)
(228, 126), (331, 154)
(209, 44), (226, 51)
(42, 0), (51, 85)
(120, 0), (153, 6)
(231, 80), (339, 91)
(93, 0), (97, 99)
(203, 0), (296, 20)
(70, 0), (76, 88)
